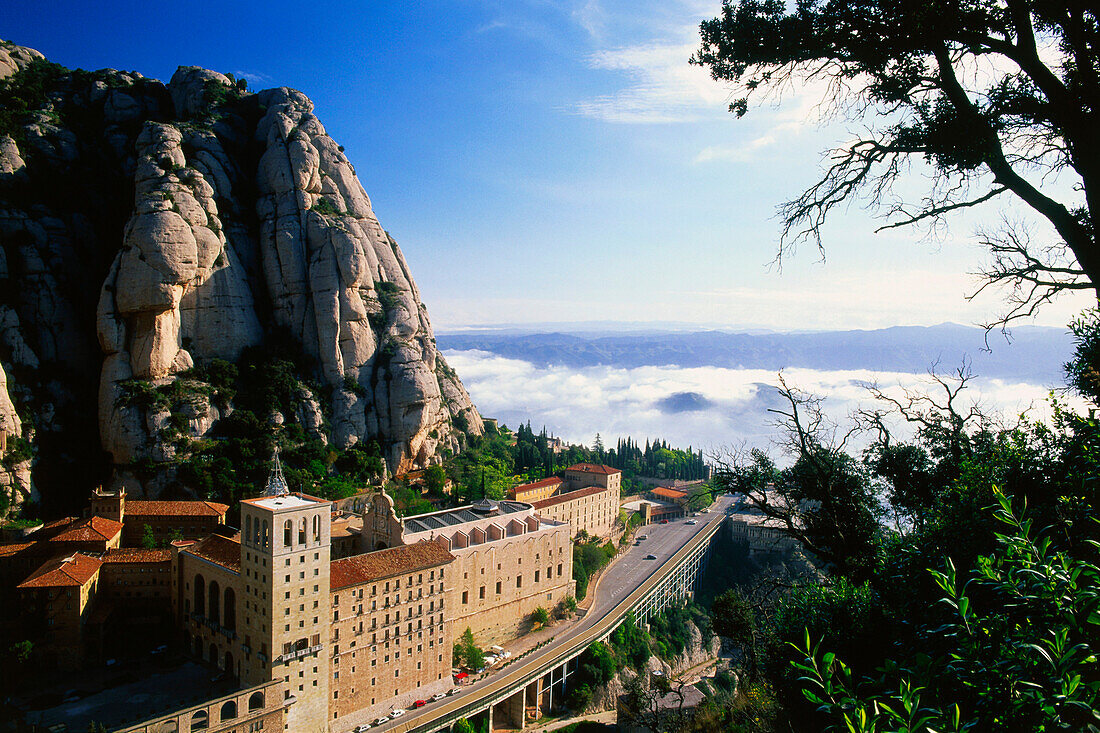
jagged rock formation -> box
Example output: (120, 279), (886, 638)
(0, 41), (482, 514)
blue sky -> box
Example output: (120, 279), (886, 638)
(5, 0), (1090, 331)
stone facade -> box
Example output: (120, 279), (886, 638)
(116, 680), (288, 733)
(510, 477), (562, 503)
(328, 543), (454, 724)
(15, 553), (102, 669)
(400, 500), (574, 645)
(532, 484), (619, 540)
(728, 512), (801, 557)
(563, 463), (622, 494)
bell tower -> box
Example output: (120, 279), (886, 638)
(239, 453), (332, 730)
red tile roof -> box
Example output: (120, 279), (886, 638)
(0, 541), (35, 558)
(651, 487), (688, 501)
(181, 534), (241, 573)
(533, 485), (613, 510)
(103, 547), (172, 564)
(18, 553), (102, 588)
(565, 463), (620, 475)
(42, 516), (123, 544)
(511, 477), (562, 495)
(125, 500), (229, 518)
(330, 541), (454, 590)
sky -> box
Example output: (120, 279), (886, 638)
(3, 0), (1092, 331)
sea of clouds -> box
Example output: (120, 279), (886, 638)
(444, 349), (1073, 458)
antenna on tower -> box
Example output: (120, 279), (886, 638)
(265, 446), (290, 497)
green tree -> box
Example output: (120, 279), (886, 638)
(453, 627), (484, 671)
(710, 589), (758, 675)
(694, 0), (1100, 327)
(424, 465), (447, 495)
(453, 719), (475, 733)
(140, 523), (157, 549)
(792, 492), (1100, 731)
(531, 606), (550, 628)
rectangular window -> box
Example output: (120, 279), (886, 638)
(516, 575), (522, 589)
(479, 586), (485, 599)
(462, 591), (468, 604)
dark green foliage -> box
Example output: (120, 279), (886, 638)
(311, 196), (344, 217)
(531, 606), (550, 628)
(605, 436), (709, 487)
(424, 465), (446, 495)
(2, 436), (33, 468)
(384, 477), (435, 517)
(648, 601), (711, 660)
(140, 523), (157, 550)
(572, 537), (616, 600)
(453, 627), (484, 670)
(375, 280), (403, 313)
(795, 493), (1100, 731)
(610, 614), (651, 671)
(0, 58), (68, 143)
(452, 719), (475, 733)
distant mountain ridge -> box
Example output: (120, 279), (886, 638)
(439, 324), (1073, 384)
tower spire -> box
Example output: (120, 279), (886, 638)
(265, 446), (290, 497)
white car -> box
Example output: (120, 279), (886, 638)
(448, 687), (460, 696)
(374, 718), (389, 726)
(686, 520), (697, 525)
(390, 708), (405, 719)
(432, 692), (447, 702)
(354, 725), (371, 732)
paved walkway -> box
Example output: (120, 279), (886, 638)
(530, 709), (618, 731)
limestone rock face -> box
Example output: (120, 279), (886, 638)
(0, 40), (482, 513)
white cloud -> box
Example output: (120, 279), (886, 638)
(575, 39), (732, 123)
(445, 350), (1069, 457)
(694, 135), (777, 163)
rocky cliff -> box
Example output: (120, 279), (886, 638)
(0, 41), (482, 515)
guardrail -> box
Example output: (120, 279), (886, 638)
(392, 516), (725, 733)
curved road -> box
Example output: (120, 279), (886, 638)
(346, 496), (733, 733)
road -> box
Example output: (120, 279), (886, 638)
(343, 496), (734, 733)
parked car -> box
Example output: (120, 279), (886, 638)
(686, 520), (697, 525)
(354, 724), (371, 732)
(659, 519), (669, 524)
(638, 534), (648, 540)
(374, 718), (390, 726)
(432, 692), (447, 702)
(413, 700), (427, 708)
(448, 687), (461, 696)
(645, 554), (657, 560)
(390, 708), (405, 719)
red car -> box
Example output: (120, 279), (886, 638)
(414, 700), (427, 708)
(659, 519), (669, 524)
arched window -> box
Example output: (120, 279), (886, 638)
(248, 691), (265, 711)
(284, 520), (293, 548)
(298, 518), (306, 545)
(209, 644), (218, 664)
(262, 520), (269, 548)
(313, 514), (320, 543)
(220, 700), (237, 721)
(193, 574), (205, 616)
(224, 651), (235, 678)
(245, 516), (252, 546)
(159, 722), (178, 733)
(190, 709), (208, 731)
(208, 581), (220, 625)
(223, 587), (236, 630)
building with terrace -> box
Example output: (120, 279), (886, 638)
(384, 497), (574, 644)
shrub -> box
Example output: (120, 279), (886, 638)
(311, 196), (343, 217)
